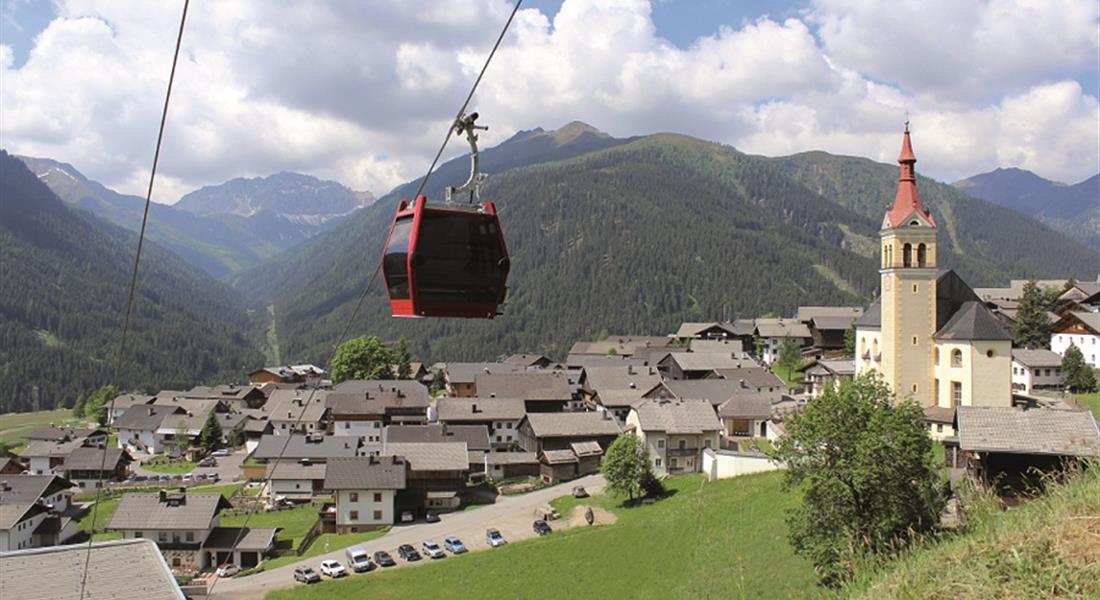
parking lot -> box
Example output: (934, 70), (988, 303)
(212, 474), (607, 600)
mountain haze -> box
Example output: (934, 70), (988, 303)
(953, 167), (1099, 250)
(18, 157), (372, 278)
(0, 150), (264, 413)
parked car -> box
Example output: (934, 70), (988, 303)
(400, 510), (414, 523)
(345, 546), (374, 573)
(572, 485), (588, 498)
(533, 520), (553, 536)
(397, 544), (422, 562)
(486, 528), (507, 547)
(182, 474), (192, 482)
(158, 475), (170, 482)
(212, 448), (231, 457)
(319, 559), (347, 578)
(198, 457), (217, 468)
(425, 511), (440, 523)
(443, 536), (467, 554)
(293, 567), (321, 584)
(421, 539), (445, 559)
(195, 473), (208, 481)
(373, 550), (396, 567)
(208, 472), (220, 482)
(215, 563), (240, 577)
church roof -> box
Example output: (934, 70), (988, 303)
(936, 270), (981, 331)
(884, 125), (936, 229)
(855, 302), (880, 329)
(935, 301), (1012, 341)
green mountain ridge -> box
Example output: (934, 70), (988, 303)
(234, 125), (1097, 366)
(0, 150), (264, 413)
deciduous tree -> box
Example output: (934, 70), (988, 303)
(770, 373), (945, 585)
(601, 434), (659, 501)
(331, 335), (396, 383)
(82, 384), (119, 426)
(776, 338), (803, 384)
(1062, 344), (1097, 393)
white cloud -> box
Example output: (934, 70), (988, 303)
(1, 0), (1097, 204)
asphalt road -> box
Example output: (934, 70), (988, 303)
(131, 448), (246, 483)
(210, 474), (607, 600)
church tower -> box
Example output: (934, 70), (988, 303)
(879, 123), (937, 406)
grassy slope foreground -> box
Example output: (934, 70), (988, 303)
(266, 472), (819, 600)
(845, 467), (1100, 600)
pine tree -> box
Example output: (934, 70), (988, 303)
(198, 410), (223, 453)
(396, 337), (412, 380)
(83, 384), (119, 426)
(72, 393), (86, 419)
(1062, 344), (1097, 393)
(843, 323), (856, 359)
(1013, 280), (1051, 349)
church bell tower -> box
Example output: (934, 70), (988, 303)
(879, 122), (937, 406)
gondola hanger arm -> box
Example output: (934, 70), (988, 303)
(446, 111), (488, 205)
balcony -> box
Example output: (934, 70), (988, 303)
(666, 446), (701, 457)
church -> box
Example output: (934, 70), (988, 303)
(854, 125), (1013, 439)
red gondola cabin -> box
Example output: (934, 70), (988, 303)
(383, 195), (509, 318)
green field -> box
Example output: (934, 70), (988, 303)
(0, 408), (81, 449)
(222, 504), (320, 549)
(266, 472), (819, 600)
(1074, 391), (1100, 418)
(144, 459), (197, 474)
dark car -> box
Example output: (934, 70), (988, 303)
(533, 520), (552, 536)
(293, 566), (321, 584)
(425, 511), (440, 523)
(373, 550), (397, 567)
(397, 544), (422, 562)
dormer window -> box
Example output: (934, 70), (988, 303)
(909, 220), (920, 226)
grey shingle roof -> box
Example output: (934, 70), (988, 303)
(251, 434), (359, 461)
(568, 336), (672, 357)
(444, 425), (491, 451)
(113, 405), (183, 431)
(708, 368), (784, 390)
(956, 406), (1100, 456)
(108, 492), (230, 531)
(23, 426), (98, 442)
(484, 452), (538, 465)
(593, 388), (649, 409)
(19, 439), (83, 459)
(716, 395), (773, 420)
(855, 302), (881, 328)
(564, 355), (647, 369)
(570, 441), (604, 457)
(540, 449), (578, 464)
(664, 353), (756, 372)
(445, 363), (530, 384)
(582, 365), (662, 392)
(263, 389), (330, 423)
(797, 306), (864, 321)
(202, 526), (278, 551)
(632, 399), (722, 434)
(0, 538), (184, 600)
(265, 461), (328, 480)
(688, 339), (746, 353)
(523, 412), (622, 438)
(323, 456), (407, 490)
(810, 315), (861, 331)
(436, 397), (527, 422)
(935, 301), (1013, 341)
(475, 373), (573, 400)
(1012, 349), (1064, 368)
(0, 474), (73, 506)
(1060, 311), (1100, 335)
(62, 447), (130, 472)
(754, 319), (812, 339)
(382, 442), (469, 471)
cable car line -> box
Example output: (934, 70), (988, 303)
(77, 2), (190, 599)
(207, 3), (523, 596)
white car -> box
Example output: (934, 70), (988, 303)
(421, 539), (445, 559)
(212, 448), (231, 457)
(215, 563), (240, 577)
(319, 559), (347, 578)
(486, 528), (507, 547)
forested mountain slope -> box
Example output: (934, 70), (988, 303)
(0, 150), (263, 412)
(767, 151), (1100, 284)
(237, 126), (1098, 366)
(953, 167), (1099, 250)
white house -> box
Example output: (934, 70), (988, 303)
(0, 475), (77, 552)
(114, 405), (184, 455)
(1051, 311), (1100, 368)
(753, 318), (812, 365)
(265, 460), (327, 500)
(1011, 349), (1064, 393)
(626, 398), (722, 476)
(435, 397), (526, 450)
(323, 455), (407, 533)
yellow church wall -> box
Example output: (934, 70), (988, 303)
(932, 340), (1013, 409)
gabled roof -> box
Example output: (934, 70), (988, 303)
(631, 399), (722, 434)
(564, 354), (648, 369)
(484, 452), (538, 465)
(753, 319), (812, 339)
(935, 301), (1012, 341)
(956, 407), (1100, 456)
(108, 492), (231, 531)
(1054, 311), (1100, 335)
(540, 449), (578, 464)
(652, 378), (781, 406)
(592, 388), (649, 410)
(568, 336), (672, 357)
(475, 372), (573, 400)
(382, 442), (468, 472)
(809, 315), (860, 332)
(265, 461), (327, 480)
(796, 306), (864, 321)
(0, 474), (74, 505)
(436, 397), (527, 422)
(662, 352), (755, 372)
(0, 539), (185, 600)
(522, 412), (622, 438)
(23, 426), (100, 442)
(113, 405), (183, 431)
(445, 363), (529, 384)
(936, 270), (981, 331)
(1012, 348), (1064, 368)
(19, 438), (84, 459)
(0, 502), (48, 529)
(503, 354), (552, 367)
(323, 456), (407, 490)
(582, 365), (662, 392)
(716, 395), (774, 420)
(62, 447), (131, 472)
(251, 435), (358, 461)
(570, 441), (604, 457)
(855, 302), (881, 329)
(109, 394), (156, 412)
(674, 322), (740, 338)
(689, 339), (746, 353)
(263, 389), (329, 423)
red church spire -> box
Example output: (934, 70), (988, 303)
(884, 120), (936, 228)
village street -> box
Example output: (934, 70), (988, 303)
(211, 473), (608, 600)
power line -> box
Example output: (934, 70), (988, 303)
(207, 3), (523, 596)
(78, 1), (190, 598)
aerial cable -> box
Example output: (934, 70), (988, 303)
(78, 1), (190, 599)
(207, 2), (522, 597)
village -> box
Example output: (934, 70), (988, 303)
(2, 131), (1099, 599)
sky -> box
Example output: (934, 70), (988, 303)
(1, 0), (1098, 204)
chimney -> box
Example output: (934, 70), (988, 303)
(287, 411), (293, 419)
(472, 403), (480, 414)
(629, 382), (636, 389)
(739, 379), (747, 389)
(489, 393), (496, 398)
(300, 458), (311, 466)
(148, 407), (155, 416)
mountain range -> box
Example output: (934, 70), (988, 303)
(233, 123), (1100, 365)
(953, 167), (1099, 251)
(18, 157), (373, 278)
(0, 150), (264, 413)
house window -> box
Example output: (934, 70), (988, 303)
(912, 336), (918, 345)
(350, 492), (358, 502)
(159, 532), (167, 542)
(911, 384), (918, 393)
(952, 382), (962, 406)
(951, 349), (962, 368)
(172, 558), (181, 567)
(655, 458), (661, 467)
(936, 424), (943, 433)
(903, 243), (912, 267)
(344, 422), (350, 429)
(350, 510), (359, 521)
(670, 458), (678, 469)
(186, 532), (194, 542)
(373, 510), (383, 520)
(135, 531), (143, 538)
(373, 492), (382, 502)
(934, 379), (939, 403)
(704, 439), (711, 448)
(917, 243), (927, 267)
(657, 440), (664, 449)
(678, 440), (686, 450)
(912, 284), (918, 294)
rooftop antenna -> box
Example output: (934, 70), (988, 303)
(446, 112), (489, 205)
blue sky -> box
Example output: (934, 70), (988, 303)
(1, 0), (1097, 200)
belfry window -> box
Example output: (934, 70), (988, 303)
(917, 243), (927, 267)
(903, 243), (912, 267)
